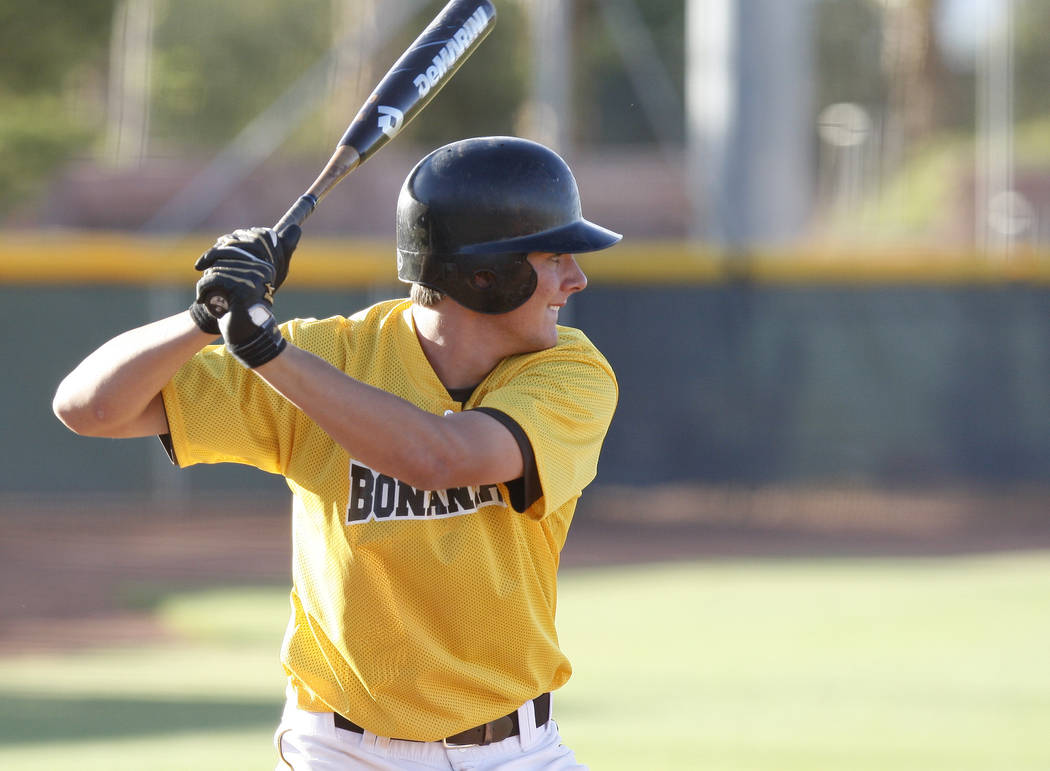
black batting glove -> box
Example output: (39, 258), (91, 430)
(193, 225), (301, 319)
(218, 299), (287, 369)
(189, 300), (221, 336)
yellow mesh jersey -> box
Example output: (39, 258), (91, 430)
(161, 299), (618, 741)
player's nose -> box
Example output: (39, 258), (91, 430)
(562, 255), (588, 294)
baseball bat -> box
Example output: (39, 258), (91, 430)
(204, 0), (497, 318)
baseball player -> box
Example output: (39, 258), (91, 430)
(53, 136), (621, 769)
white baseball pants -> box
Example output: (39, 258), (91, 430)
(273, 689), (587, 770)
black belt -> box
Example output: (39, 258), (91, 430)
(333, 692), (551, 747)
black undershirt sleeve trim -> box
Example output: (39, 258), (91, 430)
(157, 399), (178, 466)
(469, 407), (542, 513)
(159, 433), (178, 465)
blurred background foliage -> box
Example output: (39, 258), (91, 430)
(573, 0), (686, 145)
(148, 0), (333, 148)
(0, 1), (113, 206)
(2, 0), (1050, 238)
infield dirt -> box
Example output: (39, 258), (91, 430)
(2, 484), (1048, 653)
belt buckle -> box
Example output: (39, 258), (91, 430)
(442, 736), (481, 749)
(442, 724), (485, 748)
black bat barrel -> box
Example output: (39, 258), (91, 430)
(339, 0), (496, 163)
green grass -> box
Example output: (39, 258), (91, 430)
(555, 555), (1050, 770)
(1, 554), (1048, 770)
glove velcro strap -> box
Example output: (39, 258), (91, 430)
(228, 319), (287, 369)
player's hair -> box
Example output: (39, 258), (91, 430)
(410, 283), (444, 306)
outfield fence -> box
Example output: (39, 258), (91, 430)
(6, 234), (1050, 501)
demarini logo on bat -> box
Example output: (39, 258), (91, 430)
(412, 5), (492, 98)
(377, 105), (404, 137)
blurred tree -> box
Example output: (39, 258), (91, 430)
(572, 0), (685, 146)
(392, 0), (528, 146)
(0, 0), (114, 95)
(815, 0), (887, 114)
(149, 0), (526, 153)
(816, 0), (1050, 141)
(1014, 0), (1050, 123)
(149, 0), (331, 149)
(0, 0), (116, 209)
(879, 0), (949, 165)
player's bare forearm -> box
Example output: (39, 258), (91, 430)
(54, 311), (215, 438)
(254, 344), (524, 490)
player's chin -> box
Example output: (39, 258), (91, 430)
(517, 327), (559, 354)
(537, 326), (561, 351)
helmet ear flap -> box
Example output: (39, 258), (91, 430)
(438, 253), (537, 314)
(470, 270), (497, 290)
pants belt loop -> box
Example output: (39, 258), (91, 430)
(355, 727), (377, 752)
(517, 693), (542, 749)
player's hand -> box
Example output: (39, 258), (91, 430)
(191, 226), (302, 324)
(218, 298), (287, 369)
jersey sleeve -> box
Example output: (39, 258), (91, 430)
(160, 339), (301, 475)
(476, 340), (618, 520)
(470, 406), (542, 512)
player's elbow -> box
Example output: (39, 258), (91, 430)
(52, 391), (94, 435)
(52, 379), (109, 436)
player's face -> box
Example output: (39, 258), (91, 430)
(495, 252), (588, 352)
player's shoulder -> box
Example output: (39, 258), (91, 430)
(347, 297), (412, 326)
(551, 325), (612, 370)
(281, 298), (410, 342)
(496, 325), (616, 386)
(479, 326), (618, 420)
(554, 324), (599, 353)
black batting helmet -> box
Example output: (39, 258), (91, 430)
(396, 136), (621, 313)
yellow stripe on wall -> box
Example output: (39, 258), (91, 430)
(0, 232), (393, 287)
(3, 231), (1050, 287)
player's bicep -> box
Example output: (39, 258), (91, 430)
(103, 392), (171, 438)
(442, 408), (526, 487)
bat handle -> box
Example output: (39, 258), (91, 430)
(274, 193), (319, 234)
(202, 289), (231, 319)
(202, 193), (319, 318)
